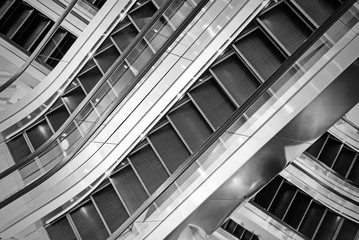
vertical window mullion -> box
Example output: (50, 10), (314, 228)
(166, 109), (194, 154)
(296, 199), (313, 232)
(267, 178), (285, 211)
(345, 153), (358, 179)
(127, 156), (152, 196)
(232, 44), (265, 84)
(146, 136), (172, 175)
(90, 196), (112, 235)
(208, 69), (241, 109)
(330, 142), (344, 169)
(109, 175), (132, 216)
(331, 218), (345, 240)
(311, 208), (328, 240)
(255, 19), (291, 57)
(281, 189), (298, 221)
(316, 133), (331, 160)
(24, 131), (45, 175)
(187, 93), (216, 131)
(66, 213), (83, 240)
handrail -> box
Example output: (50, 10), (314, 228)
(300, 153), (359, 189)
(342, 116), (359, 133)
(0, 0), (182, 181)
(0, 0), (79, 93)
(108, 0), (358, 237)
(0, 0), (210, 209)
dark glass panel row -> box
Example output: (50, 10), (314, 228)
(291, 0), (342, 27)
(45, 0), (344, 238)
(305, 132), (359, 186)
(221, 219), (259, 240)
(0, 0), (76, 68)
(252, 176), (359, 240)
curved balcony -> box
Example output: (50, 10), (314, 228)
(299, 119), (359, 190)
(282, 162), (359, 223)
(249, 175), (359, 240)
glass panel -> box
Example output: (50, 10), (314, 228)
(235, 28), (285, 80)
(293, 0), (341, 26)
(38, 143), (63, 171)
(125, 39), (154, 75)
(47, 105), (70, 132)
(347, 157), (359, 185)
(149, 123), (191, 173)
(111, 165), (149, 214)
(26, 120), (53, 150)
(129, 1), (157, 29)
(46, 216), (77, 240)
(6, 134), (31, 163)
(77, 65), (103, 94)
(94, 44), (121, 73)
(62, 87), (86, 113)
(146, 16), (174, 51)
(298, 202), (325, 238)
(222, 219), (245, 238)
(211, 54), (260, 106)
(314, 210), (341, 240)
(283, 191), (311, 229)
(168, 101), (213, 152)
(112, 24), (139, 52)
(305, 132), (328, 158)
(253, 176), (282, 210)
(129, 144), (169, 194)
(90, 81), (117, 116)
(335, 219), (359, 240)
(190, 78), (236, 129)
(70, 201), (109, 240)
(259, 2), (313, 54)
(268, 182), (297, 219)
(318, 137), (342, 167)
(332, 146), (356, 177)
(40, 28), (76, 68)
(19, 160), (40, 183)
(93, 184), (129, 233)
(164, 0), (194, 28)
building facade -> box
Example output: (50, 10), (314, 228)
(0, 0), (358, 239)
